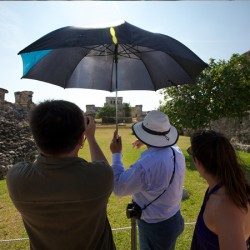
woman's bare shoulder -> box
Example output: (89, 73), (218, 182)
(211, 191), (250, 239)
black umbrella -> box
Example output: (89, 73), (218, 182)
(18, 21), (207, 126)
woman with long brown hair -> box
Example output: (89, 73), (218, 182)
(188, 130), (250, 250)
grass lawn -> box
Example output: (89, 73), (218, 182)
(0, 126), (249, 250)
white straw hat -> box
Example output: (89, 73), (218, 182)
(132, 110), (179, 148)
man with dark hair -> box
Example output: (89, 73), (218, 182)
(7, 100), (116, 250)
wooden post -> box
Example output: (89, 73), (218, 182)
(131, 217), (137, 250)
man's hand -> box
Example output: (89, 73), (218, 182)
(110, 130), (122, 153)
(132, 139), (144, 149)
(83, 116), (108, 163)
(84, 116), (95, 140)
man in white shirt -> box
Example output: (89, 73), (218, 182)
(110, 110), (185, 250)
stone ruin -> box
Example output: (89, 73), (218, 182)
(211, 111), (250, 152)
(0, 121), (37, 179)
(15, 91), (35, 108)
(85, 96), (145, 121)
(0, 89), (145, 179)
(0, 87), (249, 179)
(0, 88), (37, 179)
(0, 88), (36, 122)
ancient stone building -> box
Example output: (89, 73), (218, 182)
(85, 96), (145, 120)
(132, 105), (143, 121)
(106, 97), (123, 106)
(105, 97), (125, 117)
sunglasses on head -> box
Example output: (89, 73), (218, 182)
(199, 130), (218, 136)
(186, 146), (193, 156)
(186, 130), (219, 156)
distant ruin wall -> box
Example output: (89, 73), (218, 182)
(85, 98), (144, 119)
(211, 111), (250, 152)
(0, 88), (8, 102)
(0, 88), (37, 179)
(1, 88), (35, 117)
(15, 91), (35, 108)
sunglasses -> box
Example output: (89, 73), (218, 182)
(186, 130), (219, 156)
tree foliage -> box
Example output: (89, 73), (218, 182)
(123, 103), (132, 117)
(96, 104), (116, 119)
(159, 54), (250, 130)
(96, 103), (132, 119)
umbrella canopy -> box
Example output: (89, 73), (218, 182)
(18, 21), (207, 128)
(18, 21), (207, 92)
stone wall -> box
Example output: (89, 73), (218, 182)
(15, 91), (35, 109)
(0, 88), (8, 102)
(131, 105), (144, 121)
(0, 120), (37, 179)
(211, 111), (250, 152)
(85, 105), (100, 116)
(106, 96), (123, 105)
(0, 88), (37, 179)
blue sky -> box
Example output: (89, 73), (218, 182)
(0, 1), (250, 111)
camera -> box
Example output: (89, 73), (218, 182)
(126, 201), (142, 219)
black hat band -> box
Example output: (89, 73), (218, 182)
(142, 123), (170, 136)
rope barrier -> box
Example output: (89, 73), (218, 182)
(0, 222), (196, 243)
(112, 226), (132, 232)
(184, 222), (196, 225)
(0, 238), (29, 243)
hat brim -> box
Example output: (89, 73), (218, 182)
(132, 121), (179, 148)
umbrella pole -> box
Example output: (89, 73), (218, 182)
(116, 88), (118, 132)
(114, 44), (118, 132)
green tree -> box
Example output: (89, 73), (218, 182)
(123, 103), (132, 117)
(159, 54), (250, 130)
(96, 105), (116, 119)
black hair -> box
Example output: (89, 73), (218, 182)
(29, 100), (84, 154)
(190, 130), (250, 211)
